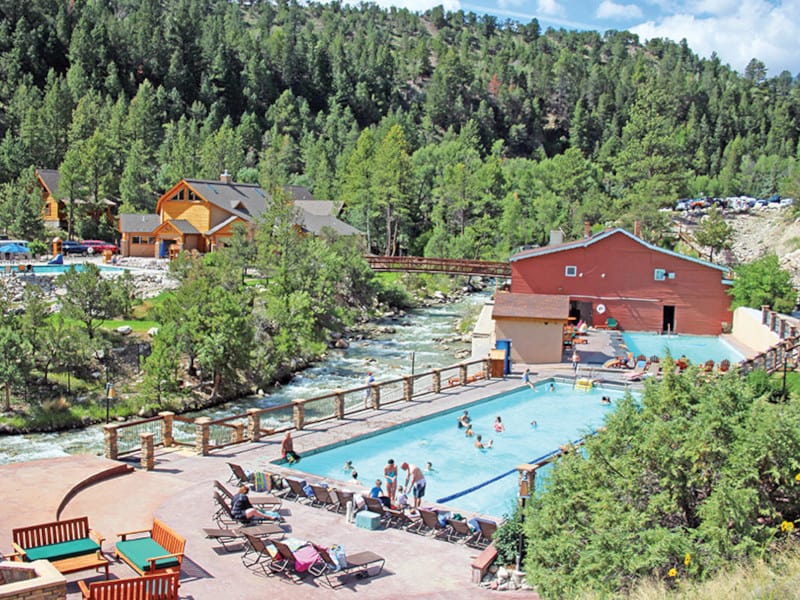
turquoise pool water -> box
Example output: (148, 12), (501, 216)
(284, 381), (621, 518)
(621, 332), (745, 365)
(32, 264), (124, 275)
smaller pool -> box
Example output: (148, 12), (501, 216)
(31, 264), (125, 275)
(621, 332), (745, 365)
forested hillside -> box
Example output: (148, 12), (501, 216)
(1, 0), (799, 257)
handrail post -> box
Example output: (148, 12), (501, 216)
(482, 358), (490, 380)
(769, 311), (777, 333)
(762, 305), (770, 325)
(247, 408), (261, 442)
(195, 417), (211, 456)
(140, 432), (155, 471)
(432, 369), (441, 394)
(459, 363), (468, 385)
(232, 422), (245, 444)
(335, 390), (345, 419)
(159, 411), (174, 447)
(371, 384), (381, 409)
(293, 400), (305, 430)
(103, 424), (118, 460)
(403, 375), (414, 402)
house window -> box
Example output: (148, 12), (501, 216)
(132, 236), (142, 244)
(565, 265), (577, 277)
(654, 268), (666, 281)
(187, 190), (198, 201)
(147, 237), (156, 244)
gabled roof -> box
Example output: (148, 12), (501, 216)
(299, 213), (363, 236)
(509, 228), (730, 274)
(294, 200), (343, 216)
(206, 215), (241, 235)
(119, 213), (161, 233)
(166, 219), (200, 234)
(36, 169), (61, 197)
(181, 179), (269, 222)
(492, 292), (570, 320)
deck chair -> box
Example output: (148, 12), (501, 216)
(363, 497), (407, 528)
(269, 540), (326, 582)
(283, 478), (313, 503)
(203, 522), (284, 552)
(308, 484), (337, 510)
(469, 518), (497, 549)
(330, 489), (354, 514)
(241, 532), (277, 572)
(445, 518), (476, 544)
(406, 508), (448, 538)
(214, 480), (282, 511)
(227, 462), (252, 485)
(213, 492), (277, 528)
(315, 545), (386, 589)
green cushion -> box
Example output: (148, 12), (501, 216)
(25, 538), (100, 561)
(116, 538), (179, 572)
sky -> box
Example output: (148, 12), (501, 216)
(370, 0), (800, 77)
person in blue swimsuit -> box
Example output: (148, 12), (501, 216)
(522, 367), (535, 389)
(384, 458), (398, 501)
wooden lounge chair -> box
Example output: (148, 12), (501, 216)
(308, 483), (338, 510)
(363, 497), (408, 528)
(445, 518), (477, 544)
(282, 478), (313, 503)
(227, 462), (252, 485)
(268, 539), (326, 582)
(315, 545), (386, 589)
(330, 489), (355, 514)
(469, 518), (497, 549)
(214, 480), (282, 511)
(406, 508), (448, 538)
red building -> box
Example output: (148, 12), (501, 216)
(506, 228), (733, 337)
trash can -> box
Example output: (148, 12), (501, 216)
(495, 339), (512, 375)
(102, 249), (113, 264)
(489, 349), (506, 378)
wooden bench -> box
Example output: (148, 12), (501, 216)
(12, 516), (109, 578)
(78, 571), (180, 600)
(470, 542), (498, 584)
(115, 518), (186, 576)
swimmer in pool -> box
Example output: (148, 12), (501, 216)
(494, 416), (505, 432)
(475, 434), (493, 449)
(530, 420), (538, 429)
(465, 423), (475, 437)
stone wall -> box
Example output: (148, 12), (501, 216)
(0, 561), (66, 600)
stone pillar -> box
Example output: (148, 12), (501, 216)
(103, 424), (118, 460)
(140, 432), (155, 471)
(459, 363), (468, 385)
(769, 311), (777, 333)
(482, 358), (491, 380)
(432, 369), (441, 394)
(371, 384), (381, 410)
(247, 408), (261, 442)
(334, 390), (345, 419)
(780, 318), (788, 340)
(195, 417), (211, 456)
(762, 305), (770, 325)
(403, 375), (414, 402)
(232, 422), (245, 444)
(293, 401), (305, 430)
(159, 411), (174, 447)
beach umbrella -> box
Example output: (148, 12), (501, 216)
(0, 243), (29, 254)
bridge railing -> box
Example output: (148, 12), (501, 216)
(365, 255), (511, 278)
(104, 357), (492, 465)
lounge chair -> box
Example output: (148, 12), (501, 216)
(330, 489), (355, 514)
(406, 508), (449, 538)
(363, 497), (408, 528)
(469, 518), (497, 549)
(445, 518), (476, 544)
(269, 539), (326, 582)
(308, 484), (338, 510)
(203, 522), (284, 552)
(315, 545), (386, 589)
(214, 480), (282, 511)
(282, 478), (314, 503)
(213, 492), (278, 528)
(227, 462), (252, 485)
(241, 532), (277, 572)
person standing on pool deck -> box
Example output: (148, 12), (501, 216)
(522, 367), (535, 389)
(401, 462), (426, 509)
(384, 458), (398, 500)
(572, 349), (581, 372)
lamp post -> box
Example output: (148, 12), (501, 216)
(105, 381), (116, 423)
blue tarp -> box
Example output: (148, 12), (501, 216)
(48, 253), (63, 265)
(0, 243), (29, 254)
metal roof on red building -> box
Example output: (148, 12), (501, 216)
(492, 292), (570, 320)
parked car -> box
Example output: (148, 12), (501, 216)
(82, 239), (119, 254)
(675, 200), (689, 211)
(61, 240), (89, 255)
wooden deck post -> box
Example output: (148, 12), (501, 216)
(195, 417), (211, 456)
(140, 432), (155, 471)
(247, 408), (261, 442)
(482, 358), (491, 380)
(459, 363), (468, 385)
(103, 424), (118, 460)
(334, 390), (345, 418)
(293, 400), (305, 430)
(371, 384), (381, 409)
(159, 411), (174, 447)
(403, 375), (414, 401)
(432, 369), (441, 393)
(231, 422), (245, 444)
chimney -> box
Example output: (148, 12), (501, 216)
(583, 221), (591, 238)
(549, 229), (564, 245)
(220, 169), (232, 184)
(633, 220), (641, 237)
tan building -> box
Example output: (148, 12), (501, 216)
(492, 293), (569, 364)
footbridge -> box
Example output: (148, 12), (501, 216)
(365, 255), (511, 278)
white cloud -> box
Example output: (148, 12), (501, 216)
(537, 0), (565, 16)
(632, 0), (800, 75)
(596, 0), (644, 19)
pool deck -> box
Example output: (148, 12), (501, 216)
(0, 329), (635, 599)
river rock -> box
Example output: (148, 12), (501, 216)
(148, 327), (159, 337)
(455, 350), (470, 359)
(335, 338), (349, 349)
(116, 325), (132, 335)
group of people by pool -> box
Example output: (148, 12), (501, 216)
(342, 457), (434, 510)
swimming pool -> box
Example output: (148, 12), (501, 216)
(31, 264), (124, 275)
(284, 381), (621, 518)
(621, 332), (745, 365)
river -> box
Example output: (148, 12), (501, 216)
(0, 292), (488, 465)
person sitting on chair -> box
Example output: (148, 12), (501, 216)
(231, 486), (280, 522)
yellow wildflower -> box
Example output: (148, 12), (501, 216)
(668, 568), (678, 578)
(796, 473), (800, 482)
(781, 520), (795, 533)
(684, 553), (691, 566)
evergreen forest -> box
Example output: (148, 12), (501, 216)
(0, 0), (799, 256)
